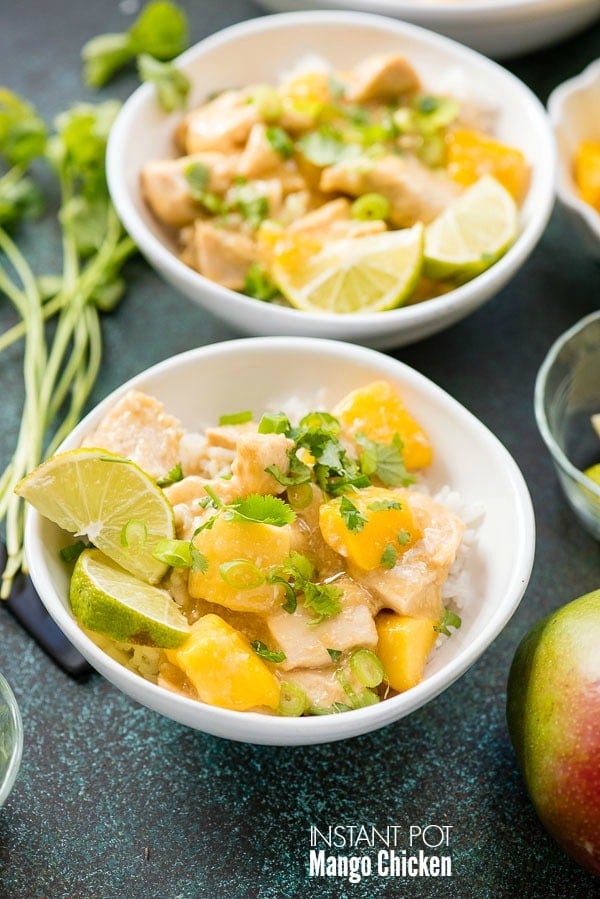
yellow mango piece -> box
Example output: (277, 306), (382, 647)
(333, 380), (432, 470)
(319, 485), (422, 571)
(445, 128), (530, 203)
(376, 611), (438, 692)
(574, 140), (600, 212)
(189, 516), (291, 613)
(166, 614), (280, 711)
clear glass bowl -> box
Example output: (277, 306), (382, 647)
(0, 672), (23, 807)
(535, 310), (600, 541)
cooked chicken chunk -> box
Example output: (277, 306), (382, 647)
(192, 222), (257, 290)
(140, 153), (241, 228)
(353, 491), (465, 620)
(344, 53), (421, 103)
(230, 431), (295, 497)
(181, 88), (261, 154)
(320, 155), (462, 227)
(238, 122), (284, 179)
(82, 390), (183, 481)
(268, 583), (377, 670)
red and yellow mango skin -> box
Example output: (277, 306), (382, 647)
(506, 589), (600, 877)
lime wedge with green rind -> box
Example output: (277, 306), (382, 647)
(70, 548), (190, 647)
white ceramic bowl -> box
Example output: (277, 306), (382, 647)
(257, 0), (600, 60)
(107, 11), (556, 351)
(24, 338), (535, 745)
(548, 58), (600, 261)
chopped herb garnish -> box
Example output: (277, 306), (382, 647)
(398, 530), (411, 546)
(434, 608), (462, 637)
(265, 125), (294, 159)
(258, 411), (290, 435)
(137, 53), (190, 112)
(339, 495), (368, 533)
(226, 493), (296, 527)
(380, 543), (398, 569)
(327, 648), (342, 662)
(266, 452), (312, 487)
(302, 581), (343, 625)
(297, 126), (362, 167)
(250, 640), (286, 663)
(152, 538), (192, 568)
(220, 559), (265, 589)
(218, 409), (253, 426)
(184, 161), (210, 198)
(204, 485), (225, 508)
(120, 518), (148, 547)
(244, 262), (280, 302)
(367, 498), (402, 512)
(349, 648), (385, 688)
(356, 431), (415, 487)
(156, 461), (183, 487)
(59, 540), (87, 563)
(190, 546), (208, 573)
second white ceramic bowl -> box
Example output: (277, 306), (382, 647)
(107, 11), (556, 350)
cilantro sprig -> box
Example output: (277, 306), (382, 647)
(82, 1), (189, 106)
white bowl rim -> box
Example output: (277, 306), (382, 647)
(534, 310), (600, 498)
(25, 337), (536, 745)
(107, 9), (556, 342)
(547, 58), (600, 242)
(259, 0), (599, 21)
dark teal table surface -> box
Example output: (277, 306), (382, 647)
(1, 2), (599, 897)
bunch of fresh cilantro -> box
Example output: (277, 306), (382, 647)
(0, 1), (189, 597)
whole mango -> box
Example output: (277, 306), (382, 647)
(506, 589), (600, 877)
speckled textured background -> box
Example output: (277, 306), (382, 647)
(0, 2), (599, 897)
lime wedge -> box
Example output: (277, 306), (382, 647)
(271, 224), (424, 314)
(424, 175), (518, 282)
(16, 448), (175, 584)
(70, 549), (190, 647)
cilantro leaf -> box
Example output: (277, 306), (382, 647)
(137, 54), (190, 112)
(129, 0), (189, 60)
(227, 494), (296, 527)
(190, 546), (209, 573)
(266, 452), (312, 487)
(434, 608), (462, 637)
(297, 127), (362, 167)
(244, 263), (280, 302)
(327, 648), (342, 662)
(380, 543), (398, 569)
(265, 125), (294, 159)
(356, 431), (415, 487)
(302, 581), (343, 625)
(156, 461), (184, 487)
(251, 640), (286, 663)
(339, 495), (368, 533)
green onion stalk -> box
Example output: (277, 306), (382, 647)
(0, 104), (137, 598)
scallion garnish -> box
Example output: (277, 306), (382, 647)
(219, 559), (266, 590)
(152, 538), (192, 568)
(278, 682), (309, 717)
(120, 518), (148, 548)
(349, 648), (385, 688)
(250, 640), (286, 664)
(218, 410), (253, 426)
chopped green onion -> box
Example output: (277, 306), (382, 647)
(250, 640), (286, 664)
(218, 410), (253, 426)
(258, 411), (290, 435)
(335, 668), (359, 705)
(120, 518), (147, 548)
(287, 482), (313, 510)
(243, 263), (280, 302)
(353, 689), (380, 708)
(219, 559), (265, 590)
(59, 540), (87, 562)
(349, 648), (385, 688)
(351, 192), (390, 221)
(152, 538), (192, 568)
(278, 682), (309, 717)
(327, 648), (342, 663)
(398, 530), (411, 545)
(249, 85), (283, 123)
(265, 125), (294, 159)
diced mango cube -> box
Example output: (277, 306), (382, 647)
(574, 140), (600, 211)
(445, 128), (530, 203)
(189, 516), (291, 613)
(376, 611), (438, 692)
(333, 380), (432, 470)
(319, 485), (421, 571)
(166, 614), (280, 711)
